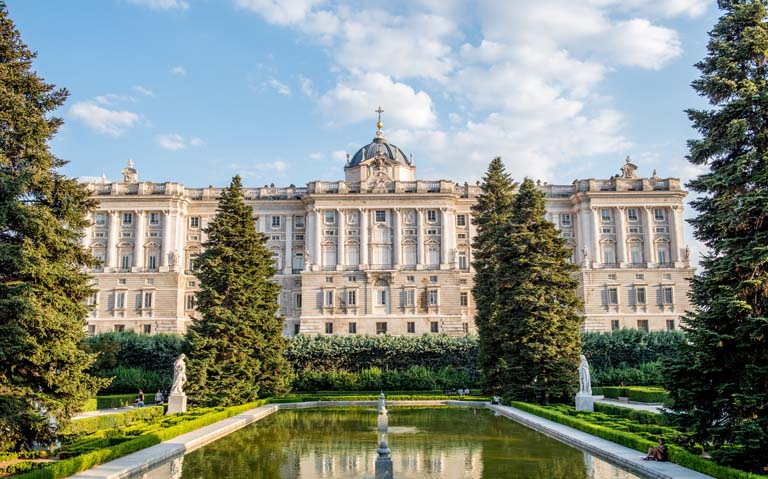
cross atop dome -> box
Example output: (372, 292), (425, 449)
(375, 105), (384, 131)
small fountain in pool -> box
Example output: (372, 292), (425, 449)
(375, 392), (393, 479)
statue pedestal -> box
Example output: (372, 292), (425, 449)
(575, 393), (594, 412)
(166, 393), (187, 415)
(377, 413), (388, 431)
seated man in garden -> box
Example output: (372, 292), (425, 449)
(642, 438), (667, 461)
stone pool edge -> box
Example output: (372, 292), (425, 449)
(68, 400), (713, 479)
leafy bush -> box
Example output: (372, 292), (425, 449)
(99, 366), (171, 394)
(509, 402), (761, 479)
(583, 330), (684, 370)
(591, 362), (663, 386)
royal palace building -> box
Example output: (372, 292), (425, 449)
(81, 122), (694, 337)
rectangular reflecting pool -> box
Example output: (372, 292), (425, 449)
(143, 407), (643, 479)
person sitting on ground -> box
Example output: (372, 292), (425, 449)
(134, 389), (144, 408)
(154, 389), (164, 405)
(642, 438), (668, 461)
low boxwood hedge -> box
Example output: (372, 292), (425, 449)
(600, 386), (668, 403)
(80, 394), (137, 412)
(509, 402), (762, 479)
(594, 402), (668, 426)
(292, 394), (488, 402)
(62, 406), (163, 436)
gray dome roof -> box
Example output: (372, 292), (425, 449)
(348, 131), (411, 168)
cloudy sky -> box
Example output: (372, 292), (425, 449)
(12, 0), (717, 257)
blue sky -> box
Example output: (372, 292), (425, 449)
(10, 0), (719, 258)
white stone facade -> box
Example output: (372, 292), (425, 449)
(81, 134), (693, 337)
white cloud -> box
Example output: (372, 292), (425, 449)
(318, 72), (436, 129)
(330, 150), (348, 163)
(235, 0), (325, 24)
(230, 160), (290, 179)
(157, 133), (205, 150)
(69, 101), (140, 136)
(126, 0), (189, 10)
(132, 85), (155, 97)
(308, 152), (325, 161)
(602, 19), (682, 69)
(298, 74), (316, 98)
(94, 93), (137, 105)
(170, 66), (187, 75)
(266, 78), (291, 96)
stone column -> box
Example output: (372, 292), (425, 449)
(591, 207), (600, 268)
(133, 210), (145, 271)
(670, 205), (684, 265)
(337, 208), (345, 271)
(615, 207), (626, 267)
(446, 209), (457, 268)
(392, 208), (401, 268)
(305, 209), (315, 271)
(106, 210), (119, 270)
(175, 209), (185, 272)
(643, 207), (655, 266)
(360, 208), (369, 268)
(416, 208), (425, 269)
(440, 208), (449, 269)
(314, 208), (322, 271)
(160, 209), (172, 270)
(283, 215), (293, 275)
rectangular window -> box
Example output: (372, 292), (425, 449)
(271, 216), (281, 228)
(122, 212), (133, 225)
(458, 252), (468, 270)
(406, 275), (415, 283)
(654, 208), (665, 221)
(600, 208), (611, 222)
(94, 231), (106, 238)
(148, 255), (157, 270)
(657, 249), (668, 265)
(608, 273), (617, 280)
(636, 287), (647, 305)
(149, 212), (159, 224)
(457, 233), (467, 239)
(628, 226), (641, 234)
(325, 276), (333, 283)
(637, 319), (649, 332)
(189, 216), (200, 228)
(294, 234), (304, 241)
(88, 324), (96, 336)
(662, 287), (674, 304)
(270, 235), (281, 241)
(607, 287), (619, 305)
(611, 319), (620, 331)
(347, 290), (357, 306)
(428, 290), (438, 306)
(186, 294), (196, 310)
(325, 322), (333, 334)
(460, 292), (468, 306)
(324, 290), (334, 306)
(627, 208), (639, 221)
(430, 321), (439, 333)
(430, 275), (438, 283)
(118, 278), (127, 285)
(601, 227), (613, 234)
(95, 213), (106, 225)
(561, 213), (572, 226)
(324, 211), (335, 224)
(348, 322), (357, 334)
(407, 321), (415, 334)
(376, 322), (387, 335)
(426, 228), (438, 235)
(405, 289), (415, 307)
(143, 324), (152, 334)
(666, 319), (675, 331)
(294, 216), (305, 228)
(463, 323), (469, 334)
(377, 290), (387, 305)
(143, 292), (153, 309)
(114, 324), (125, 332)
(121, 231), (133, 238)
(635, 273), (644, 280)
(294, 293), (302, 309)
(293, 323), (300, 335)
(120, 255), (130, 270)
(427, 210), (437, 222)
(456, 214), (466, 226)
(375, 210), (386, 222)
(115, 292), (125, 309)
(149, 231), (159, 238)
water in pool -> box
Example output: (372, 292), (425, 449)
(144, 407), (642, 479)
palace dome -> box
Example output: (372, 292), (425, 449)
(348, 130), (411, 168)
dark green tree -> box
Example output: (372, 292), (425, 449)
(185, 176), (291, 406)
(662, 1), (768, 472)
(496, 178), (582, 404)
(0, 2), (106, 451)
(471, 158), (517, 393)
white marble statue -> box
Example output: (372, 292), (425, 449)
(578, 354), (592, 396)
(171, 354), (187, 394)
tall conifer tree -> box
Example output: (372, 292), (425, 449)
(185, 176), (291, 406)
(496, 178), (582, 404)
(0, 2), (106, 450)
(471, 158), (517, 393)
(663, 1), (768, 472)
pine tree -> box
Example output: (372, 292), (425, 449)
(471, 158), (517, 393)
(0, 2), (106, 450)
(185, 176), (291, 406)
(496, 178), (582, 404)
(662, 1), (768, 472)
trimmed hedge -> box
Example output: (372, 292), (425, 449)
(601, 386), (668, 403)
(14, 400), (280, 479)
(594, 402), (668, 426)
(510, 402), (763, 479)
(583, 329), (685, 370)
(293, 365), (481, 392)
(290, 394), (488, 402)
(62, 407), (163, 436)
(80, 394), (137, 412)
